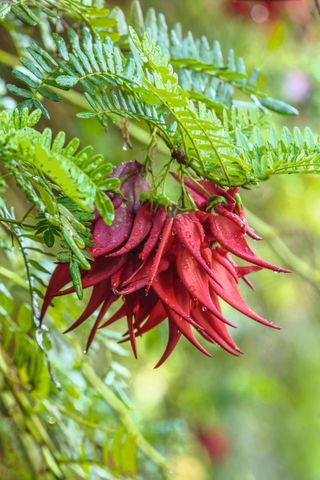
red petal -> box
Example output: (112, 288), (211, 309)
(174, 213), (222, 286)
(146, 217), (174, 291)
(238, 208), (263, 240)
(154, 321), (182, 368)
(236, 265), (263, 277)
(117, 258), (170, 295)
(214, 205), (246, 231)
(191, 305), (241, 356)
(133, 291), (158, 327)
(135, 300), (167, 336)
(176, 247), (236, 328)
(164, 306), (212, 358)
(89, 204), (133, 257)
(108, 203), (153, 257)
(99, 303), (126, 329)
(124, 296), (137, 358)
(58, 256), (126, 295)
(40, 263), (70, 321)
(111, 258), (135, 291)
(64, 281), (109, 334)
(139, 207), (167, 261)
(208, 215), (290, 273)
(86, 293), (116, 351)
(203, 247), (238, 283)
(236, 265), (263, 288)
(152, 269), (201, 329)
(208, 252), (280, 329)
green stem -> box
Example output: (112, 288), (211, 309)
(0, 49), (17, 69)
(54, 403), (114, 433)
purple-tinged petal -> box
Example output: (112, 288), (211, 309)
(108, 203), (153, 257)
(89, 204), (133, 257)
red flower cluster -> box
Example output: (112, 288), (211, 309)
(41, 162), (287, 366)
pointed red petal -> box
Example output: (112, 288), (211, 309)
(152, 269), (201, 329)
(237, 208), (263, 240)
(139, 207), (167, 261)
(236, 265), (263, 277)
(203, 247), (238, 283)
(135, 301), (167, 336)
(64, 281), (109, 334)
(209, 251), (280, 329)
(40, 263), (71, 321)
(133, 291), (158, 328)
(146, 217), (174, 291)
(208, 215), (290, 273)
(99, 303), (126, 329)
(191, 305), (241, 356)
(176, 247), (236, 328)
(124, 296), (137, 358)
(165, 306), (212, 358)
(86, 294), (115, 351)
(154, 321), (182, 368)
(236, 265), (263, 289)
(214, 205), (246, 231)
(111, 258), (135, 291)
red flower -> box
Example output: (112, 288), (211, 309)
(41, 162), (288, 366)
(197, 427), (231, 463)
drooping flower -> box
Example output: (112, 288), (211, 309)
(41, 162), (288, 366)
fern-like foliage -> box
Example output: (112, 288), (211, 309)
(133, 3), (298, 117)
(0, 108), (119, 289)
(0, 0), (117, 37)
(8, 23), (319, 187)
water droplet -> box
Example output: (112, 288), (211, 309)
(83, 349), (87, 355)
(201, 306), (207, 312)
(48, 416), (56, 425)
(122, 143), (128, 151)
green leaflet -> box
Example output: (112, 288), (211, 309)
(0, 0), (117, 36)
(0, 109), (118, 223)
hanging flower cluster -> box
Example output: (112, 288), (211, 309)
(41, 162), (287, 366)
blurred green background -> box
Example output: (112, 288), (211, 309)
(2, 1), (320, 479)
